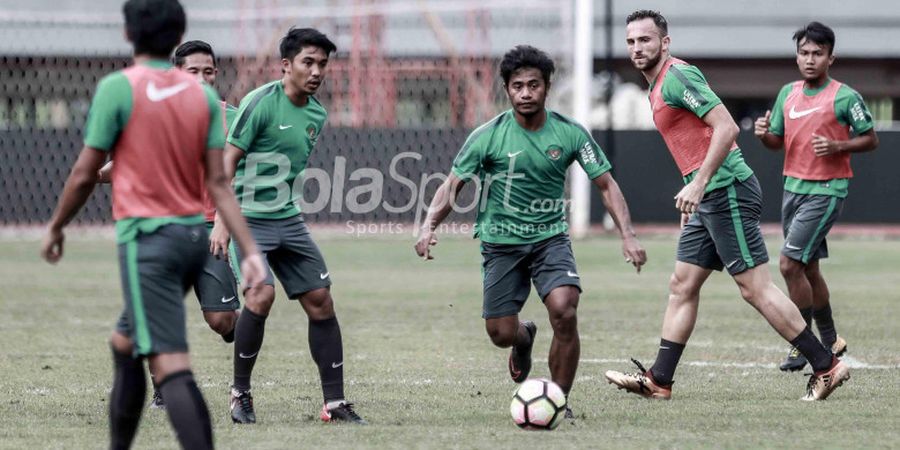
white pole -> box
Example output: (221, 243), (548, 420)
(569, 0), (593, 238)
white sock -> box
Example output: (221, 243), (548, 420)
(325, 400), (346, 410)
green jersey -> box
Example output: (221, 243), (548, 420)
(451, 109), (612, 244)
(227, 80), (327, 219)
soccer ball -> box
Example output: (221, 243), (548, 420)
(510, 378), (567, 430)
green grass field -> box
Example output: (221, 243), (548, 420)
(2, 231), (898, 449)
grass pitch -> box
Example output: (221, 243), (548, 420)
(1, 230), (898, 449)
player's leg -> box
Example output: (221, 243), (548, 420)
(481, 241), (534, 382)
(719, 177), (846, 400)
(108, 322), (145, 450)
(530, 234), (582, 396)
(272, 216), (365, 424)
(120, 224), (214, 448)
(193, 234), (241, 341)
(807, 258), (845, 355)
(228, 218), (277, 424)
(606, 204), (716, 399)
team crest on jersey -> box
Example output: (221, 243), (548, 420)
(307, 125), (318, 141)
(546, 146), (562, 161)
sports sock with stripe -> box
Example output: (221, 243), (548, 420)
(109, 348), (145, 450)
(233, 308), (267, 391)
(649, 338), (684, 386)
(158, 370), (213, 450)
(309, 316), (345, 403)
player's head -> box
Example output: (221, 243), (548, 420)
(280, 27), (337, 96)
(793, 22), (835, 81)
(122, 0), (186, 59)
(499, 45), (555, 117)
(625, 10), (670, 72)
(174, 40), (218, 85)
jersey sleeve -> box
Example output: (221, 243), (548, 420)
(661, 65), (722, 119)
(767, 83), (792, 137)
(83, 72), (132, 151)
(571, 124), (612, 179)
(834, 85), (875, 135)
(203, 84), (225, 150)
(224, 103), (239, 131)
(227, 91), (269, 152)
(451, 131), (486, 179)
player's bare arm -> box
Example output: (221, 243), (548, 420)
(592, 172), (647, 272)
(41, 147), (107, 263)
(674, 104), (738, 215)
(812, 128), (879, 157)
(209, 142), (244, 258)
(415, 172), (466, 260)
(754, 110), (785, 150)
(97, 160), (113, 183)
(205, 145), (264, 286)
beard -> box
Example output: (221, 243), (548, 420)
(633, 51), (662, 71)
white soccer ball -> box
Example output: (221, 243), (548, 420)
(510, 378), (567, 430)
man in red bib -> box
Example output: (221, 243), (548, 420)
(604, 10), (848, 401)
(755, 22), (878, 372)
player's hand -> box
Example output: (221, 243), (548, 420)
(754, 110), (771, 138)
(415, 228), (438, 260)
(812, 133), (842, 157)
(239, 252), (266, 287)
(674, 180), (704, 215)
(621, 235), (647, 273)
(209, 220), (231, 259)
(680, 212), (691, 229)
(40, 226), (65, 264)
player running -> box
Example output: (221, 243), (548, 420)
(415, 45), (647, 418)
(218, 27), (366, 425)
(604, 10), (848, 401)
(754, 21), (878, 372)
(99, 39), (243, 410)
(40, 1), (265, 448)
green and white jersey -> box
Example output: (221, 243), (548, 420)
(451, 109), (612, 245)
(227, 80), (327, 219)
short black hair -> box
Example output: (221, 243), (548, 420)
(793, 21), (836, 55)
(122, 0), (186, 58)
(280, 27), (337, 61)
(499, 45), (555, 86)
(625, 10), (668, 37)
(174, 40), (216, 67)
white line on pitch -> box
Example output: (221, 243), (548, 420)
(537, 356), (899, 370)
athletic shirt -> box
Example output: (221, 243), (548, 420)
(227, 80), (327, 219)
(768, 78), (875, 198)
(451, 109), (612, 244)
(649, 57), (752, 192)
(83, 60), (224, 242)
(200, 101), (239, 222)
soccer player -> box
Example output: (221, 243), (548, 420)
(604, 10), (848, 401)
(99, 39), (243, 409)
(218, 27), (366, 425)
(40, 0), (265, 449)
(754, 22), (878, 372)
(415, 45), (647, 417)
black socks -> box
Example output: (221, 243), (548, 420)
(158, 370), (213, 450)
(109, 349), (145, 450)
(649, 338), (685, 386)
(790, 327), (833, 372)
(309, 316), (345, 403)
(233, 308), (267, 391)
(813, 305), (837, 347)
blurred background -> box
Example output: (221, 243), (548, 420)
(1, 0), (898, 227)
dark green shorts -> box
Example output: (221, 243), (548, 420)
(677, 175), (769, 275)
(480, 233), (581, 319)
(193, 223), (240, 312)
(115, 223), (207, 356)
(230, 215), (331, 299)
(782, 192), (843, 264)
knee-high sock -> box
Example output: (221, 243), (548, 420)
(233, 308), (267, 391)
(158, 370), (213, 450)
(109, 348), (146, 450)
(649, 338), (685, 386)
(790, 328), (833, 372)
(813, 305), (837, 347)
(309, 317), (345, 403)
